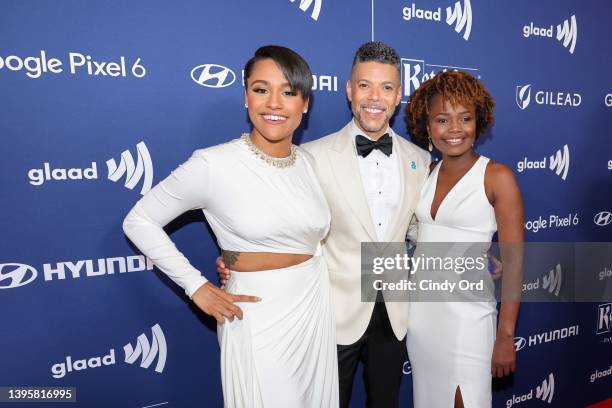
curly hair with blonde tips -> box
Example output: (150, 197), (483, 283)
(405, 70), (496, 145)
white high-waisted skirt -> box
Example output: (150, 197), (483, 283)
(218, 255), (338, 408)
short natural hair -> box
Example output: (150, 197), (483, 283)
(351, 41), (401, 75)
(405, 71), (495, 144)
(243, 45), (313, 100)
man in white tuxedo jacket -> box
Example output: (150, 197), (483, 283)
(301, 42), (431, 407)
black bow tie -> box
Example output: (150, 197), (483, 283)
(356, 134), (393, 157)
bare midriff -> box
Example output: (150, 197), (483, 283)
(222, 251), (312, 272)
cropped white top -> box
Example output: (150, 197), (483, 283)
(122, 138), (331, 298)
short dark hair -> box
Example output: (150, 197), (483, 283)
(351, 41), (401, 75)
(244, 45), (313, 100)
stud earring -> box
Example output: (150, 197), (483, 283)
(303, 109), (308, 114)
(244, 103), (248, 108)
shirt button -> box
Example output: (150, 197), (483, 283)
(379, 191), (382, 195)
(376, 162), (379, 166)
(378, 223), (382, 226)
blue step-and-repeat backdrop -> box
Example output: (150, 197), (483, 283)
(1, 1), (611, 407)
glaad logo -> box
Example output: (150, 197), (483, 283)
(289, 0), (322, 21)
(190, 64), (236, 88)
(594, 211), (612, 227)
(506, 373), (555, 407)
(515, 84), (581, 110)
(51, 324), (166, 378)
(27, 142), (153, 195)
(542, 264), (562, 296)
(402, 0), (472, 41)
(522, 264), (563, 296)
(124, 324), (167, 373)
(516, 145), (570, 180)
(523, 15), (577, 54)
(0, 263), (38, 289)
(556, 15), (578, 54)
(606, 94), (612, 107)
(106, 141), (153, 195)
(401, 58), (480, 102)
(0, 255), (153, 289)
(514, 325), (579, 352)
(590, 365), (612, 383)
(597, 303), (611, 335)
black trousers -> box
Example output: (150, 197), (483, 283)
(337, 298), (406, 408)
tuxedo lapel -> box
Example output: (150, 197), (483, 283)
(329, 124), (378, 241)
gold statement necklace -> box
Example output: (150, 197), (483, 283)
(241, 133), (297, 168)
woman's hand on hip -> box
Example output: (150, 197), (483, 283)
(192, 282), (260, 325)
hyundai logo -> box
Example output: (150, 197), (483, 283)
(190, 64), (236, 88)
(514, 336), (527, 351)
(594, 211), (612, 226)
(0, 263), (38, 289)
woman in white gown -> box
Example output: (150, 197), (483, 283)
(122, 46), (338, 407)
(404, 71), (524, 408)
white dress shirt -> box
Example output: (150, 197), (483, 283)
(349, 119), (401, 241)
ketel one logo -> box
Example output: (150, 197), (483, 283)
(523, 15), (578, 54)
(106, 141), (153, 195)
(51, 324), (167, 379)
(597, 303), (612, 335)
(506, 373), (555, 407)
(402, 0), (473, 41)
(400, 57), (480, 102)
(515, 84), (581, 110)
(191, 64), (236, 88)
(289, 0), (322, 21)
(594, 211), (612, 227)
(0, 263), (38, 289)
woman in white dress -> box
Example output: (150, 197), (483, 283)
(122, 46), (338, 407)
(404, 71), (524, 408)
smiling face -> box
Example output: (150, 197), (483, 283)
(427, 94), (476, 157)
(347, 61), (402, 140)
(245, 58), (308, 145)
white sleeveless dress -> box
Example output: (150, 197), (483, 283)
(406, 156), (497, 408)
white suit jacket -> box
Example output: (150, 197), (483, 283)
(303, 121), (431, 345)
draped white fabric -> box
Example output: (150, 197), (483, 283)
(218, 256), (339, 408)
